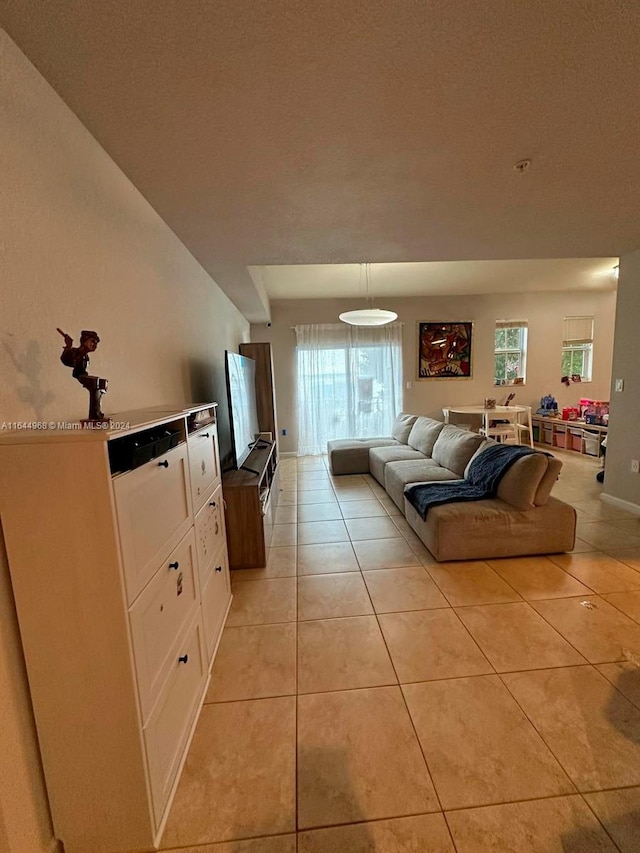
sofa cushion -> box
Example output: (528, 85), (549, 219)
(407, 417), (445, 457)
(404, 496), (577, 562)
(431, 425), (485, 477)
(534, 456), (563, 506)
(495, 453), (549, 510)
(463, 438), (497, 478)
(369, 445), (425, 485)
(385, 459), (459, 510)
(327, 438), (401, 475)
(391, 412), (419, 444)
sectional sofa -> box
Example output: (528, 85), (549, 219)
(327, 413), (577, 562)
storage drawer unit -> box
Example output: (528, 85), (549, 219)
(129, 529), (200, 719)
(532, 415), (607, 457)
(143, 610), (208, 823)
(201, 543), (231, 660)
(114, 443), (192, 603)
(0, 404), (231, 853)
(194, 483), (226, 584)
(188, 423), (221, 513)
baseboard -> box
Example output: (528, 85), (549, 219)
(601, 492), (640, 516)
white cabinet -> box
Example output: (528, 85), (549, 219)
(114, 442), (193, 602)
(0, 405), (231, 853)
(188, 422), (221, 512)
(129, 528), (200, 719)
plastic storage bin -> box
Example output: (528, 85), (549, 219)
(583, 430), (601, 457)
(568, 429), (583, 452)
(554, 430), (567, 449)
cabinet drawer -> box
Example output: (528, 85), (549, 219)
(201, 544), (231, 664)
(114, 444), (192, 603)
(188, 426), (220, 513)
(143, 612), (207, 825)
(129, 530), (200, 720)
(194, 484), (225, 586)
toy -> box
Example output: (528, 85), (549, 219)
(57, 328), (109, 423)
(537, 394), (558, 416)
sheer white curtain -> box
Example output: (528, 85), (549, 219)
(295, 322), (403, 456)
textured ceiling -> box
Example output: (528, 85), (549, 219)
(252, 259), (619, 300)
(1, 1), (639, 320)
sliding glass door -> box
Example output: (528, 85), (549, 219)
(295, 323), (402, 455)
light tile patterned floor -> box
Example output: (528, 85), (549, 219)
(161, 448), (640, 852)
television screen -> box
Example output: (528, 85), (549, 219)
(225, 351), (260, 468)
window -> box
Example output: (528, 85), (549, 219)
(494, 320), (528, 385)
(295, 323), (402, 455)
(562, 316), (594, 381)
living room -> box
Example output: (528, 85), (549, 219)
(1, 4), (640, 853)
(250, 267), (617, 456)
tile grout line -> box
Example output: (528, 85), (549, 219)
(224, 454), (638, 846)
(370, 572), (447, 816)
(494, 664), (594, 797)
(578, 791), (627, 853)
(310, 462), (449, 830)
(323, 461), (638, 827)
(522, 593), (622, 664)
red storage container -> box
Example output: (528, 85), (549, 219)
(569, 430), (583, 452)
(562, 407), (580, 421)
(554, 431), (567, 448)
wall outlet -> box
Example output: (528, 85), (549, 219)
(615, 378), (624, 392)
(281, 428), (287, 436)
(632, 460), (639, 474)
(405, 381), (412, 390)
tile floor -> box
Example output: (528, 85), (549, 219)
(160, 448), (640, 852)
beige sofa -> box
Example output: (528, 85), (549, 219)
(327, 413), (576, 562)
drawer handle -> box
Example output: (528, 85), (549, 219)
(200, 432), (210, 438)
(168, 561), (179, 570)
(178, 654), (189, 664)
(215, 565), (222, 573)
(158, 460), (169, 468)
(209, 500), (217, 507)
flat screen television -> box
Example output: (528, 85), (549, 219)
(224, 350), (260, 469)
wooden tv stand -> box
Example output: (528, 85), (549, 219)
(222, 441), (279, 569)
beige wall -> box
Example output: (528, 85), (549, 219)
(251, 290), (616, 454)
(0, 31), (249, 852)
(603, 249), (640, 510)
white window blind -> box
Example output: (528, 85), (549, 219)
(563, 316), (594, 345)
(496, 319), (528, 330)
(562, 316), (594, 381)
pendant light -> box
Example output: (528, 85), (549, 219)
(339, 263), (398, 326)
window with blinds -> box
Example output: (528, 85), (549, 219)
(562, 316), (594, 381)
(494, 320), (528, 385)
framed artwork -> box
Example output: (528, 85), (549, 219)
(417, 321), (473, 379)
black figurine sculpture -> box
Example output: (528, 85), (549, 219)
(57, 328), (108, 422)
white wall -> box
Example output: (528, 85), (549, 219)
(0, 31), (249, 852)
(251, 290), (616, 454)
(603, 249), (640, 510)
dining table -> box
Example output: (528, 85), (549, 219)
(442, 404), (534, 448)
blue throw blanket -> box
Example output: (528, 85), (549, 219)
(405, 444), (540, 520)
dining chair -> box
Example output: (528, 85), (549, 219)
(480, 418), (519, 444)
(514, 406), (534, 448)
(480, 406), (534, 448)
